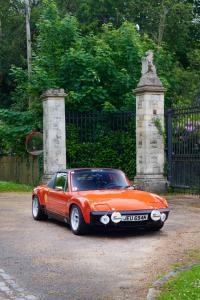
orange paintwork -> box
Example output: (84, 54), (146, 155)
(71, 190), (168, 223)
(33, 169), (169, 225)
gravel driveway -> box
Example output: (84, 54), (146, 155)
(0, 193), (200, 300)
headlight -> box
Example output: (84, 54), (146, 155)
(151, 210), (161, 221)
(161, 213), (166, 222)
(111, 212), (122, 223)
(100, 215), (110, 225)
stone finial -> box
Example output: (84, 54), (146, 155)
(136, 50), (164, 90)
(41, 89), (67, 100)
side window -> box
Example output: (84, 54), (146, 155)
(47, 174), (56, 188)
(54, 173), (68, 191)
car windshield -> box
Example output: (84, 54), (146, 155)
(71, 169), (129, 192)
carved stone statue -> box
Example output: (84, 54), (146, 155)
(137, 50), (163, 88)
(141, 50), (156, 75)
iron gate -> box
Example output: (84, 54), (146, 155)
(66, 111), (135, 142)
(167, 106), (200, 193)
(65, 111), (136, 179)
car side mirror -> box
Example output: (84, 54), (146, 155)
(126, 185), (136, 190)
(55, 186), (64, 191)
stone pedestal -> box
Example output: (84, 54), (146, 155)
(134, 51), (167, 193)
(41, 89), (67, 183)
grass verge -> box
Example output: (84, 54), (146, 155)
(157, 264), (200, 300)
(0, 181), (32, 192)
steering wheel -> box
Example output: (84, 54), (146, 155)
(104, 183), (122, 189)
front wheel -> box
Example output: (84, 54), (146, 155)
(32, 196), (47, 221)
(70, 205), (88, 235)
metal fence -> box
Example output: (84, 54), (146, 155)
(66, 111), (135, 142)
(65, 111), (136, 179)
(167, 106), (200, 194)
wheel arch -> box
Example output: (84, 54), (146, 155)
(32, 194), (47, 220)
(69, 199), (91, 224)
(32, 187), (46, 206)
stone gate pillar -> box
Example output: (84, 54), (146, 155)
(41, 89), (67, 183)
(134, 51), (167, 192)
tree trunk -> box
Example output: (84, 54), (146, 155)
(25, 0), (32, 108)
(0, 18), (2, 42)
(158, 4), (169, 47)
(25, 0), (32, 78)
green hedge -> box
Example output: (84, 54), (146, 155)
(66, 124), (136, 180)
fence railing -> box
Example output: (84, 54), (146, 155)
(66, 111), (135, 143)
(65, 111), (136, 179)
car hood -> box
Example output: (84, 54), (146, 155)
(74, 189), (168, 211)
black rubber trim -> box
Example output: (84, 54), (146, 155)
(91, 208), (170, 216)
(90, 209), (170, 226)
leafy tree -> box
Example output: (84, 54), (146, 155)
(0, 108), (39, 155)
(1, 0), (199, 111)
(57, 0), (196, 52)
(60, 22), (143, 111)
(0, 0), (200, 158)
(12, 1), (144, 112)
(0, 0), (26, 108)
(0, 0), (43, 108)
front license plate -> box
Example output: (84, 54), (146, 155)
(121, 214), (148, 222)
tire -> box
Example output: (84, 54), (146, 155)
(150, 222), (164, 231)
(70, 205), (88, 235)
(32, 196), (47, 221)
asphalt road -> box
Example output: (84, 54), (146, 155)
(0, 193), (200, 300)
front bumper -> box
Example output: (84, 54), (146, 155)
(90, 209), (170, 228)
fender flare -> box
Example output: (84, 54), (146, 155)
(69, 198), (91, 224)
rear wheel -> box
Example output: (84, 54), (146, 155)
(32, 196), (47, 220)
(70, 205), (88, 235)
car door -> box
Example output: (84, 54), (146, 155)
(46, 172), (70, 216)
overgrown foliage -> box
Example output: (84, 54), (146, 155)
(0, 109), (40, 155)
(66, 120), (136, 179)
(11, 2), (144, 112)
(0, 0), (199, 170)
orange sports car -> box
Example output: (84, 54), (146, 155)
(32, 168), (170, 235)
